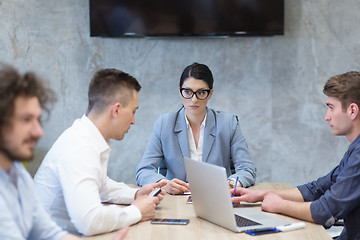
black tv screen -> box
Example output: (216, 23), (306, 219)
(90, 0), (284, 37)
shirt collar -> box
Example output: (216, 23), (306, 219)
(0, 162), (21, 187)
(348, 134), (360, 152)
(0, 164), (11, 183)
(80, 115), (111, 153)
(185, 113), (207, 129)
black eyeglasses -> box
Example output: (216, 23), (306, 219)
(180, 88), (211, 100)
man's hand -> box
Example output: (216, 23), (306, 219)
(231, 187), (266, 204)
(135, 182), (166, 203)
(261, 192), (284, 213)
(131, 196), (159, 221)
(160, 178), (190, 194)
(261, 192), (314, 222)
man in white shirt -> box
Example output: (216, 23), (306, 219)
(35, 68), (165, 236)
(0, 62), (128, 240)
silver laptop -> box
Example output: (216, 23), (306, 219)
(184, 157), (290, 232)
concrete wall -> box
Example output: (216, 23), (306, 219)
(1, 0), (359, 186)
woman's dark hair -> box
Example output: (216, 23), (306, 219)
(179, 62), (214, 89)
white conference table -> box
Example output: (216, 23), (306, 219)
(85, 182), (332, 240)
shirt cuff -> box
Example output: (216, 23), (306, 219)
(310, 200), (336, 227)
(156, 178), (166, 183)
(130, 187), (139, 200)
(297, 185), (313, 202)
(298, 185), (336, 228)
(125, 205), (142, 224)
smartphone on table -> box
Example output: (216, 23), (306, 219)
(245, 227), (280, 235)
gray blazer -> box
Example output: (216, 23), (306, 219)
(135, 107), (256, 187)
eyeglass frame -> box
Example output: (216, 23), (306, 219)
(180, 88), (212, 100)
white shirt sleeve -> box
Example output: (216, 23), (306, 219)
(57, 143), (141, 236)
(100, 177), (139, 204)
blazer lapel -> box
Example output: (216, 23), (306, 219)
(174, 108), (190, 158)
(202, 108), (216, 162)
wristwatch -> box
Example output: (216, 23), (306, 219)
(228, 178), (239, 188)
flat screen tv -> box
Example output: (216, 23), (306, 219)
(90, 0), (284, 37)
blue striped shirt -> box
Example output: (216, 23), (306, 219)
(0, 162), (66, 240)
(298, 134), (360, 240)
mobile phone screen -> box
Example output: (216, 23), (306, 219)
(245, 227), (280, 235)
(147, 188), (161, 198)
(151, 218), (190, 225)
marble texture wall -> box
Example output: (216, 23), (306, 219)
(1, 0), (359, 186)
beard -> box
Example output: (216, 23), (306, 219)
(0, 137), (38, 162)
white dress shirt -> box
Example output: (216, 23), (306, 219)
(35, 115), (141, 236)
(185, 114), (206, 162)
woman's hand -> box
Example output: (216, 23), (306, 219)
(160, 178), (190, 194)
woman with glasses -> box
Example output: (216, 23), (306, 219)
(136, 62), (256, 194)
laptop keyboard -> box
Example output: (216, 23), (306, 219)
(234, 214), (261, 227)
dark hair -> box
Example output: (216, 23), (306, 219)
(323, 71), (360, 111)
(0, 63), (55, 128)
(87, 68), (141, 114)
(179, 62), (214, 89)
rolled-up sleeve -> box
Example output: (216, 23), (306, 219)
(298, 148), (360, 227)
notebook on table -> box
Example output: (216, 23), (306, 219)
(184, 157), (291, 232)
